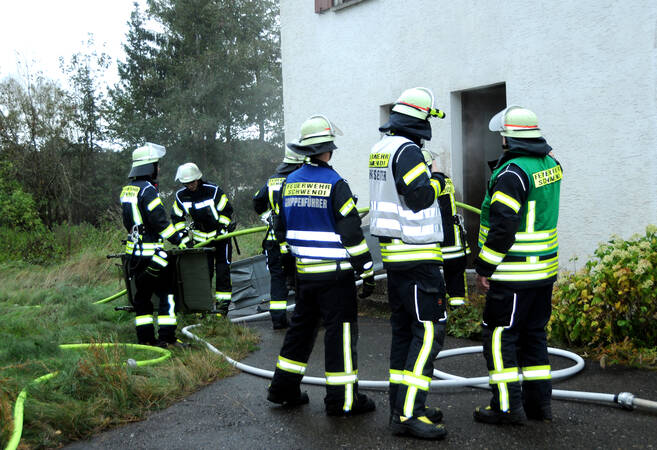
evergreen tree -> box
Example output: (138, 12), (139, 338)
(110, 0), (282, 222)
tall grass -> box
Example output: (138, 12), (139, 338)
(0, 223), (260, 449)
(230, 228), (266, 261)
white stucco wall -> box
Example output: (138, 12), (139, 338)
(280, 0), (657, 263)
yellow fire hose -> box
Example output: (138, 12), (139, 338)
(5, 344), (171, 450)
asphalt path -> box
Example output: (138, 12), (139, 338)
(67, 314), (657, 449)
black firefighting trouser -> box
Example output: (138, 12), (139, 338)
(208, 239), (232, 307)
(387, 264), (447, 418)
(481, 282), (553, 414)
(269, 271), (361, 413)
(264, 241), (294, 327)
(443, 253), (468, 306)
(131, 254), (177, 345)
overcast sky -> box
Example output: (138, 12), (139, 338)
(0, 0), (146, 86)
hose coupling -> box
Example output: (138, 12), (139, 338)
(617, 392), (635, 410)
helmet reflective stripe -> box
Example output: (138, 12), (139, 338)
(132, 143), (166, 167)
(489, 106), (542, 138)
(175, 162), (202, 183)
(297, 114), (343, 146)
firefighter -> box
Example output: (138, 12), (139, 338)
(267, 115), (377, 417)
(473, 106), (561, 424)
(253, 148), (305, 329)
(422, 150), (470, 309)
(119, 143), (187, 348)
(171, 162), (235, 316)
(368, 87), (448, 440)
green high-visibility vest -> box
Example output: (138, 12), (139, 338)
(479, 155), (562, 282)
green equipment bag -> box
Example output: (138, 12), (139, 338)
(169, 247), (215, 313)
(121, 247), (215, 313)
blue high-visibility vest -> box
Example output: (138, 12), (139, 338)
(282, 164), (348, 261)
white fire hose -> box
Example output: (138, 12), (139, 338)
(182, 274), (657, 413)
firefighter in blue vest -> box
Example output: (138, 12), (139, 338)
(473, 106), (561, 424)
(171, 163), (235, 316)
(422, 150), (470, 309)
(267, 115), (377, 417)
(253, 149), (305, 329)
(120, 143), (187, 347)
(369, 87), (448, 440)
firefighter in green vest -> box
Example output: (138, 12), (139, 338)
(473, 106), (562, 425)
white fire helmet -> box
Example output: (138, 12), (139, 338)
(175, 162), (203, 183)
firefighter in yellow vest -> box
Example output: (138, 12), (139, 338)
(473, 106), (561, 424)
(119, 143), (187, 347)
(253, 148), (305, 329)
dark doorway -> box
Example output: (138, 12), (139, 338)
(460, 83), (507, 265)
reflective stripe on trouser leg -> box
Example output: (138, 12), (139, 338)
(325, 322), (358, 412)
(266, 244), (289, 325)
(215, 291), (232, 301)
(270, 300), (287, 310)
(389, 369), (404, 410)
(522, 365), (552, 381)
(214, 242), (232, 297)
(345, 322), (356, 412)
(265, 244), (289, 302)
(135, 315), (155, 344)
(489, 326), (519, 412)
(402, 321), (434, 418)
(157, 294), (177, 326)
(157, 294), (177, 342)
(269, 279), (318, 399)
(135, 315), (154, 327)
(276, 355), (307, 374)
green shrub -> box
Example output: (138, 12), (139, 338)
(446, 293), (484, 340)
(0, 225), (64, 265)
(0, 160), (43, 231)
(549, 225), (657, 357)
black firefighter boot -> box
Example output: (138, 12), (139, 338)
(267, 370), (309, 407)
(326, 393), (376, 417)
(267, 388), (309, 407)
(390, 414), (447, 440)
(270, 310), (289, 330)
(473, 405), (524, 424)
(215, 300), (231, 317)
(136, 324), (156, 347)
(523, 380), (553, 422)
(424, 406), (443, 423)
